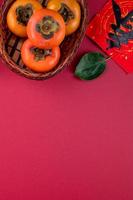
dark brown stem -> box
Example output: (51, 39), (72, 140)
(59, 3), (75, 23)
(105, 56), (112, 62)
(36, 16), (59, 40)
(16, 4), (33, 26)
(30, 47), (52, 61)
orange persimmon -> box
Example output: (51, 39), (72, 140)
(21, 39), (60, 72)
(7, 0), (42, 37)
(27, 8), (65, 48)
(47, 0), (81, 35)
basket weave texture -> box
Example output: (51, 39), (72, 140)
(0, 0), (88, 80)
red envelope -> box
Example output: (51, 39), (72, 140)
(86, 0), (133, 73)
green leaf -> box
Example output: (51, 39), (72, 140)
(75, 52), (106, 80)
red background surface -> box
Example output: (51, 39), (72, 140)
(0, 0), (133, 199)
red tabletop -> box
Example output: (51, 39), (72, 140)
(0, 0), (133, 199)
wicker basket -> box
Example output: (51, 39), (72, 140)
(0, 0), (88, 80)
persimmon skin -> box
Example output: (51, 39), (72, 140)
(21, 39), (60, 72)
(47, 0), (81, 35)
(7, 0), (42, 37)
(27, 8), (66, 48)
